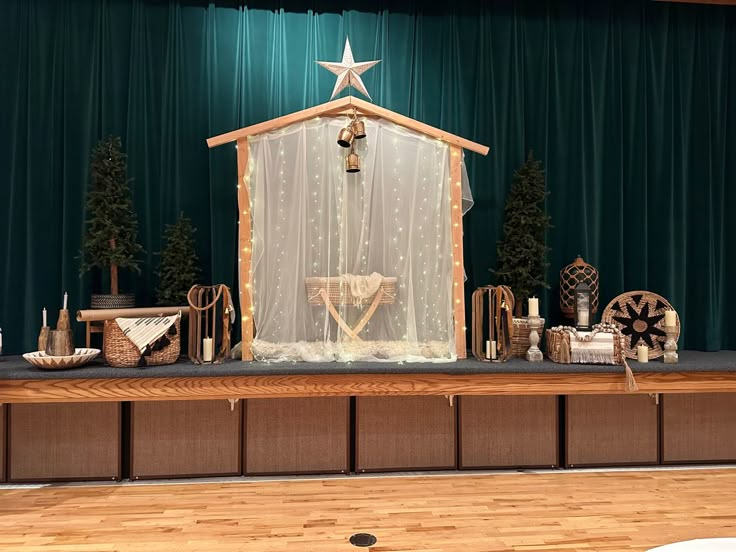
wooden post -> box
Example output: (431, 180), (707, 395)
(237, 137), (254, 360)
(449, 145), (467, 359)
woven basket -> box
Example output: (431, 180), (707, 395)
(511, 317), (546, 358)
(305, 276), (397, 306)
(103, 318), (180, 368)
(91, 293), (135, 309)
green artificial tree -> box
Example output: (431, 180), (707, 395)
(80, 136), (143, 295)
(493, 151), (552, 317)
(156, 213), (201, 306)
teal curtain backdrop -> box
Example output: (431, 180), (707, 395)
(1, 0), (734, 354)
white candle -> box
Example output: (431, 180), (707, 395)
(203, 338), (213, 362)
(43, 307), (47, 327)
(664, 310), (677, 327)
(485, 340), (490, 360)
(63, 292), (68, 310)
(578, 311), (589, 327)
(491, 340), (497, 360)
(637, 344), (649, 363)
(528, 297), (539, 317)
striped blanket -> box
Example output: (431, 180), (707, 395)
(569, 332), (616, 364)
(115, 313), (180, 355)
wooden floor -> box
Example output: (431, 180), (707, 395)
(1, 469), (735, 551)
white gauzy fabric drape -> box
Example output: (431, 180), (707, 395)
(247, 116), (473, 362)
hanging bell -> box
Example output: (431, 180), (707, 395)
(337, 126), (354, 148)
(345, 149), (361, 173)
(351, 119), (366, 139)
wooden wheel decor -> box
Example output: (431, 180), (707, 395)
(601, 291), (680, 360)
(560, 256), (599, 318)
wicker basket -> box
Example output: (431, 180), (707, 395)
(103, 318), (180, 368)
(305, 276), (397, 306)
(511, 317), (546, 358)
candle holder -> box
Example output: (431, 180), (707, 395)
(663, 324), (679, 364)
(46, 329), (74, 356)
(38, 326), (50, 352)
(526, 315), (543, 362)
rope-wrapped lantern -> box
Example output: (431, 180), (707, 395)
(560, 256), (599, 318)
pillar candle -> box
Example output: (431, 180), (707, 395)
(491, 340), (497, 360)
(578, 311), (589, 327)
(203, 338), (213, 362)
(637, 344), (649, 363)
(43, 307), (47, 327)
(664, 310), (677, 327)
(485, 340), (490, 360)
(528, 297), (539, 317)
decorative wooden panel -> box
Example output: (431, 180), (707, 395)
(356, 396), (456, 472)
(663, 393), (736, 463)
(8, 402), (120, 482)
(131, 400), (242, 479)
(245, 397), (349, 475)
(0, 404), (5, 482)
(459, 396), (559, 468)
(566, 395), (658, 467)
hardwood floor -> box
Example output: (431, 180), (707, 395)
(1, 469), (735, 551)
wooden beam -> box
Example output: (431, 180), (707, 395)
(449, 145), (467, 359)
(348, 97), (489, 156)
(207, 97), (352, 148)
(237, 138), (253, 360)
(3, 371), (736, 404)
(206, 96), (489, 156)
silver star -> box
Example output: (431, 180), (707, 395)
(317, 37), (381, 101)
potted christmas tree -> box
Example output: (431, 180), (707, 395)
(156, 213), (201, 306)
(493, 152), (552, 354)
(80, 136), (143, 309)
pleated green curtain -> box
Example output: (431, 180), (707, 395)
(1, 0), (734, 354)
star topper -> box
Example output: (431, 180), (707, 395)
(316, 37), (381, 101)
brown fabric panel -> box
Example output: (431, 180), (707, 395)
(356, 396), (456, 471)
(663, 393), (736, 462)
(566, 395), (658, 467)
(245, 397), (349, 474)
(131, 400), (241, 479)
(9, 403), (120, 481)
(0, 404), (5, 482)
(459, 396), (558, 468)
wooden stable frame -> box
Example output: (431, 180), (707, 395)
(208, 96), (488, 360)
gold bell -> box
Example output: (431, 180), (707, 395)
(345, 149), (360, 173)
(351, 119), (366, 139)
(337, 126), (354, 148)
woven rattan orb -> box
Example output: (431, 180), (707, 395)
(560, 256), (599, 318)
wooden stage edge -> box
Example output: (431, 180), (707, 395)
(2, 371), (736, 403)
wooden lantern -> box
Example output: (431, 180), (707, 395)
(560, 256), (599, 318)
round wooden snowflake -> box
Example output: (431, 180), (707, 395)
(601, 291), (680, 360)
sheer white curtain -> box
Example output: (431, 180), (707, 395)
(247, 116), (473, 362)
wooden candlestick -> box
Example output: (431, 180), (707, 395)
(663, 325), (679, 364)
(57, 309), (71, 331)
(526, 315), (543, 362)
(46, 329), (74, 356)
(38, 326), (50, 352)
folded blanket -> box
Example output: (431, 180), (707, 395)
(115, 313), (180, 354)
(570, 332), (616, 364)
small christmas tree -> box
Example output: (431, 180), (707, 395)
(493, 151), (552, 317)
(80, 136), (143, 294)
(156, 213), (201, 306)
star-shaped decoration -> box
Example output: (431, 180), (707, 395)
(317, 37), (381, 101)
(612, 301), (666, 350)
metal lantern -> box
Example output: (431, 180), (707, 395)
(351, 119), (366, 139)
(337, 126), (354, 148)
(574, 282), (592, 331)
(560, 255), (599, 318)
(345, 147), (360, 173)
